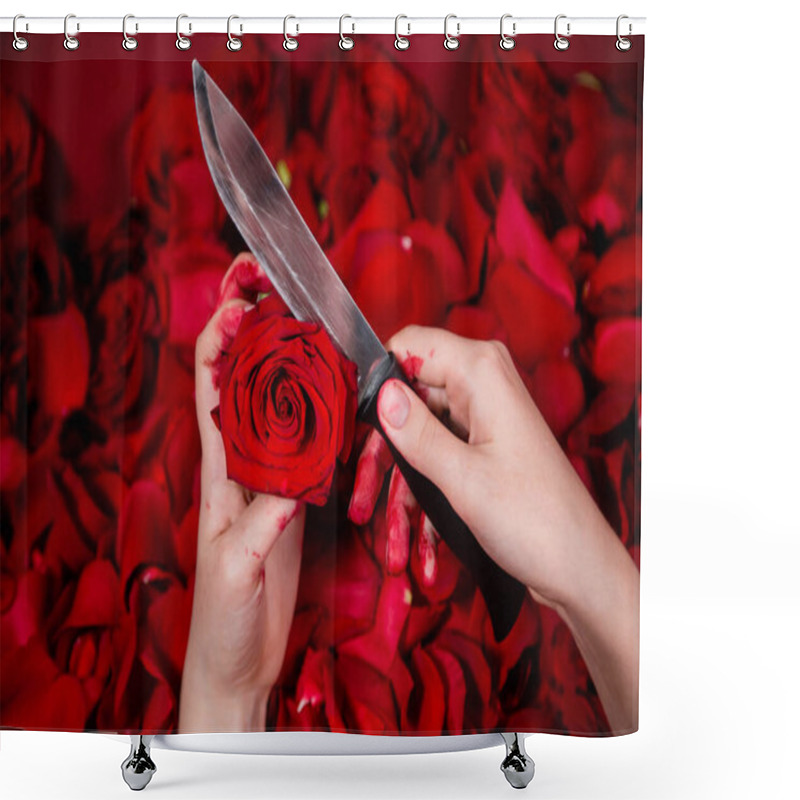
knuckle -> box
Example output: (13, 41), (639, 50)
(386, 323), (419, 353)
(488, 339), (511, 362)
(472, 339), (512, 378)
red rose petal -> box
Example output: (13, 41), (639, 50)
(591, 317), (642, 385)
(496, 180), (575, 308)
(584, 235), (641, 316)
(526, 358), (586, 438)
(485, 259), (579, 370)
(61, 559), (120, 630)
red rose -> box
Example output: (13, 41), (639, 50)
(128, 88), (226, 242)
(213, 302), (358, 506)
(87, 273), (163, 426)
(563, 82), (639, 236)
(0, 86), (45, 220)
(467, 58), (570, 208)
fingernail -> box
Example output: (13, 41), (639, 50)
(379, 381), (410, 429)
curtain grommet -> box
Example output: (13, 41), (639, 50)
(500, 14), (516, 50)
(176, 13), (192, 51)
(12, 14), (29, 51)
(395, 14), (410, 51)
(339, 14), (354, 50)
(283, 15), (298, 51)
(616, 14), (632, 51)
(227, 15), (242, 51)
(554, 14), (570, 51)
(444, 13), (460, 50)
(64, 13), (80, 51)
(122, 14), (138, 51)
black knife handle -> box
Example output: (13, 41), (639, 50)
(357, 352), (528, 642)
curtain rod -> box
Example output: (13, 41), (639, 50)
(0, 16), (646, 37)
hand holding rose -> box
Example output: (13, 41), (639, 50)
(360, 325), (640, 732)
(178, 255), (306, 733)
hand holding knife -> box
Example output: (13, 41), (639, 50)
(192, 62), (527, 641)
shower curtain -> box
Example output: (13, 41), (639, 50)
(0, 29), (643, 738)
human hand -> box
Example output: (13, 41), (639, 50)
(371, 325), (639, 731)
(178, 254), (305, 733)
(348, 420), (440, 585)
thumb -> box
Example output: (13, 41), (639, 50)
(226, 494), (304, 573)
(377, 379), (470, 499)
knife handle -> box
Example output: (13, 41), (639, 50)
(357, 352), (528, 642)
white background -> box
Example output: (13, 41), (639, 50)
(2, 0), (799, 798)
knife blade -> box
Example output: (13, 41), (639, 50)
(192, 61), (527, 641)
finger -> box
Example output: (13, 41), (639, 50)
(196, 298), (253, 423)
(385, 325), (485, 391)
(347, 428), (394, 525)
(226, 494), (303, 575)
(388, 326), (522, 438)
(418, 512), (440, 587)
(260, 502), (305, 645)
(377, 379), (471, 501)
(217, 252), (274, 307)
(385, 466), (418, 574)
(417, 384), (449, 417)
(196, 298), (253, 533)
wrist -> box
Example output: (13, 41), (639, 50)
(179, 663), (271, 733)
(558, 515), (637, 624)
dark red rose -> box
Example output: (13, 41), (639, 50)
(0, 86), (45, 219)
(128, 88), (227, 242)
(143, 236), (231, 365)
(467, 57), (570, 209)
(310, 48), (444, 193)
(213, 301), (358, 506)
(19, 304), (91, 455)
(2, 216), (73, 317)
(276, 131), (332, 247)
(563, 81), (639, 236)
(87, 273), (163, 426)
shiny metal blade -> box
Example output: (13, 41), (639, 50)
(192, 61), (387, 396)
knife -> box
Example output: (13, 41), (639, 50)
(192, 62), (527, 642)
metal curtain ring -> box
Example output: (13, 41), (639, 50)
(444, 14), (460, 50)
(64, 13), (79, 50)
(554, 14), (570, 51)
(122, 14), (138, 50)
(616, 14), (632, 51)
(500, 14), (516, 50)
(283, 15), (298, 50)
(339, 14), (354, 50)
(176, 14), (191, 50)
(395, 14), (410, 50)
(12, 14), (29, 51)
(227, 15), (242, 51)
